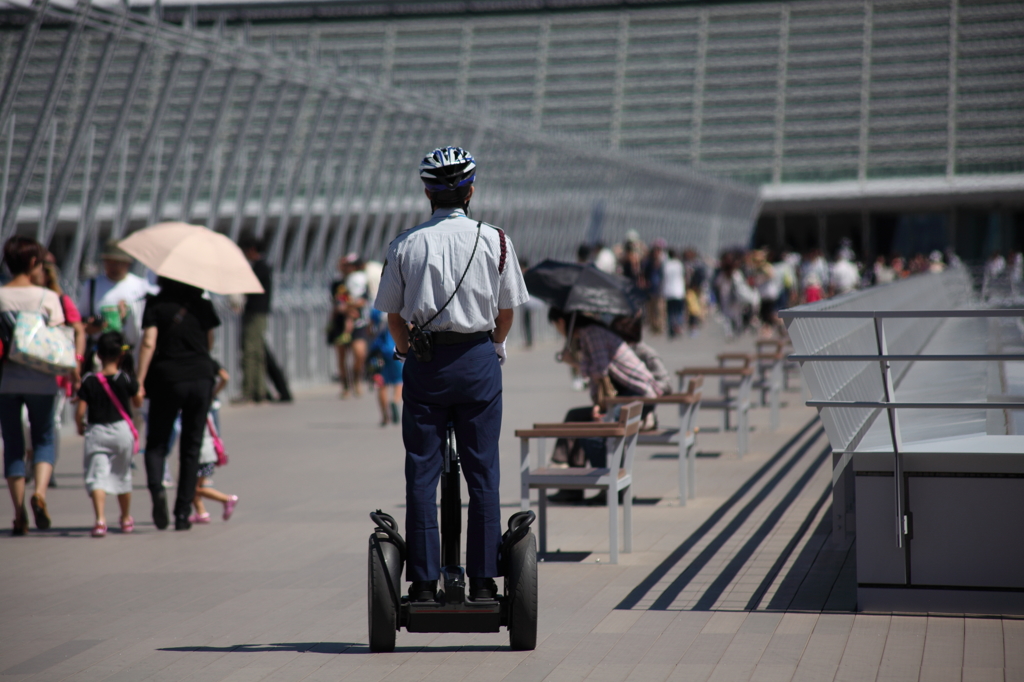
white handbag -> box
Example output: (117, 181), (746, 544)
(8, 305), (77, 376)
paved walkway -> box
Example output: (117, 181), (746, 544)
(1, 324), (1021, 681)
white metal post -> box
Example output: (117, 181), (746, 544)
(858, 0), (873, 183)
(113, 50), (183, 238)
(1, 114), (13, 231)
(206, 72), (261, 230)
(37, 118), (56, 243)
(873, 317), (906, 553)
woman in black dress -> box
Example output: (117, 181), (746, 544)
(136, 277), (220, 530)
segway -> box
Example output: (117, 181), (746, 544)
(368, 424), (538, 652)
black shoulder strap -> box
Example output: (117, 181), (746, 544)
(89, 277), (96, 318)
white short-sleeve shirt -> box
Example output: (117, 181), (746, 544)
(374, 208), (530, 333)
(78, 272), (158, 348)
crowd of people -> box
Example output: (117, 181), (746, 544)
(328, 255), (403, 427)
(2, 236), (241, 537)
(7, 216), (1012, 535)
(570, 231), (988, 341)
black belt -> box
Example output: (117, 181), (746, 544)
(429, 330), (491, 346)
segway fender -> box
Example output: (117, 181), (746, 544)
(370, 532), (404, 608)
(368, 511), (406, 652)
(368, 511), (405, 610)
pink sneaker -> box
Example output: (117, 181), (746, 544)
(188, 512), (211, 524)
(120, 516), (134, 533)
(91, 522), (107, 538)
(223, 495), (238, 521)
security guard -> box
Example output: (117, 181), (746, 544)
(374, 147), (530, 602)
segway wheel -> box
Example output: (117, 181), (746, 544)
(506, 530), (538, 651)
(368, 537), (398, 653)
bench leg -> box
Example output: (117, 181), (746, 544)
(770, 364), (781, 431)
(770, 383), (780, 431)
(688, 439), (696, 499)
(608, 486), (618, 564)
(678, 435), (687, 505)
(737, 406), (748, 458)
(623, 483), (632, 553)
(538, 487), (548, 555)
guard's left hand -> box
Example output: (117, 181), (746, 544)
(493, 341), (507, 366)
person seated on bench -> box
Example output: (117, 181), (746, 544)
(546, 308), (664, 503)
(631, 341), (673, 400)
(594, 310), (674, 405)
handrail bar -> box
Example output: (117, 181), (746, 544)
(780, 309), (1024, 319)
(806, 401), (1024, 410)
(790, 354), (1024, 362)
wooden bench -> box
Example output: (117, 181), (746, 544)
(677, 364), (753, 457)
(603, 377), (703, 504)
(515, 402), (643, 564)
(718, 340), (785, 431)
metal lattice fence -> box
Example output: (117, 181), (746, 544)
(0, 0), (760, 290)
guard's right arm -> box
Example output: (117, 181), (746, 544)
(388, 313), (410, 354)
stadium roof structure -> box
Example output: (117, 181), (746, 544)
(0, 0), (759, 281)
(144, 0), (1023, 215)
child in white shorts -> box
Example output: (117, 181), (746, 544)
(190, 361), (238, 523)
(76, 332), (142, 537)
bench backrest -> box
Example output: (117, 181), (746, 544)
(615, 401), (644, 474)
(682, 376), (704, 434)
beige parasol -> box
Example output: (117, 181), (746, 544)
(118, 222), (264, 295)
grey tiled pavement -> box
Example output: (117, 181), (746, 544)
(1, 323), (1020, 681)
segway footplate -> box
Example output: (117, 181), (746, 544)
(404, 598), (504, 633)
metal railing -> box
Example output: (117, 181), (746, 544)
(782, 268), (972, 453)
(782, 269), (1024, 548)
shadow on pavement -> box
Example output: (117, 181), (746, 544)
(158, 642), (504, 654)
(159, 643), (361, 654)
(539, 551), (591, 562)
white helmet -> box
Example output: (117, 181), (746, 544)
(419, 146), (476, 192)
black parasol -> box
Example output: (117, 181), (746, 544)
(523, 259), (647, 317)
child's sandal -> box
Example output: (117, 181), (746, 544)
(223, 496), (239, 521)
(188, 512), (211, 524)
(120, 516), (134, 533)
(91, 522), (107, 537)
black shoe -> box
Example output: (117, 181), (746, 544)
(152, 490), (169, 530)
(547, 489), (584, 503)
(174, 516), (192, 531)
(409, 581), (437, 602)
(30, 494), (51, 530)
(390, 402), (400, 424)
(469, 578), (498, 601)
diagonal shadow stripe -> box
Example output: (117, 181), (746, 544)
(746, 482), (833, 611)
(649, 427), (825, 610)
(692, 445), (833, 610)
(765, 513), (833, 611)
(615, 416), (821, 610)
(3, 640), (102, 675)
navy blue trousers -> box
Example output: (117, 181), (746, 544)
(402, 337), (503, 582)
